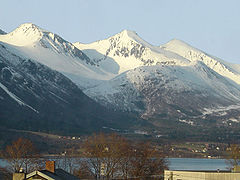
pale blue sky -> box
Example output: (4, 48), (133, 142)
(0, 0), (239, 64)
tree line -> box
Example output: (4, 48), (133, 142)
(0, 133), (168, 179)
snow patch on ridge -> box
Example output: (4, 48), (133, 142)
(179, 119), (194, 126)
(202, 104), (240, 116)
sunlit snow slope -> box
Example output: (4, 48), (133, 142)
(161, 39), (240, 85)
(0, 23), (113, 89)
(74, 30), (190, 75)
(74, 29), (240, 121)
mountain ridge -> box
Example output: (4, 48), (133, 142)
(0, 23), (90, 62)
(72, 27), (240, 123)
(1, 23), (240, 137)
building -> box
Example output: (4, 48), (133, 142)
(164, 170), (240, 180)
(13, 161), (80, 180)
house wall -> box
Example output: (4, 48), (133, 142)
(205, 172), (240, 180)
(164, 170), (205, 180)
(13, 173), (26, 180)
(164, 170), (240, 180)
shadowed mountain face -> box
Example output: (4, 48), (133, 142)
(0, 42), (141, 135)
(0, 29), (6, 35)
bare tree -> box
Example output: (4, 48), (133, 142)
(81, 133), (130, 179)
(2, 138), (40, 173)
(226, 144), (240, 169)
(73, 160), (94, 179)
(76, 133), (168, 180)
(128, 142), (168, 179)
(56, 148), (77, 174)
(117, 143), (133, 179)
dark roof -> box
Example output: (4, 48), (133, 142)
(40, 169), (80, 180)
(26, 169), (80, 180)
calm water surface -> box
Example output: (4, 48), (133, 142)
(0, 158), (229, 171)
(168, 158), (228, 171)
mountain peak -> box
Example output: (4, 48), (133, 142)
(113, 29), (153, 48)
(119, 29), (138, 37)
(12, 23), (46, 37)
(113, 29), (138, 41)
(0, 23), (47, 46)
(160, 38), (199, 55)
(18, 23), (41, 29)
(162, 39), (191, 48)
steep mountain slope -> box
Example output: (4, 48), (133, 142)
(0, 42), (139, 134)
(0, 23), (110, 89)
(75, 30), (240, 125)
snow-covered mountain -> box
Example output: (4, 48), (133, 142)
(0, 40), (139, 134)
(161, 39), (240, 85)
(86, 61), (240, 113)
(1, 23), (240, 131)
(74, 30), (240, 86)
(74, 30), (190, 75)
(74, 29), (240, 124)
(0, 23), (111, 89)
